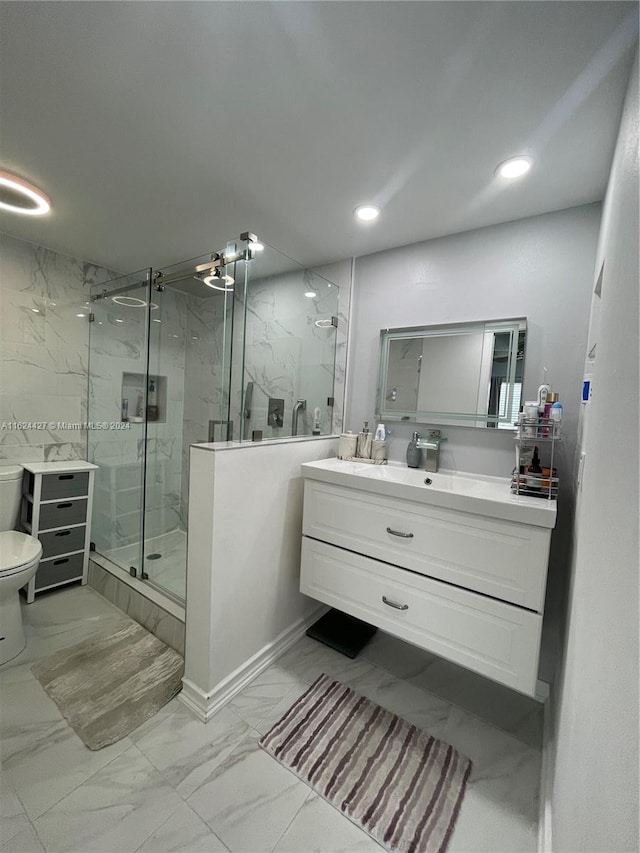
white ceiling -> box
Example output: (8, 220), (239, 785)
(0, 2), (637, 273)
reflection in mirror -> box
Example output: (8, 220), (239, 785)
(377, 318), (526, 429)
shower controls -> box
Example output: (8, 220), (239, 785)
(268, 398), (284, 428)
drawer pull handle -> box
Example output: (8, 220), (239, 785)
(382, 595), (409, 611)
(57, 503), (72, 509)
(58, 474), (74, 480)
(386, 527), (414, 539)
(55, 531), (71, 537)
(53, 558), (69, 566)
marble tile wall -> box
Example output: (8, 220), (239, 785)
(88, 284), (187, 551)
(240, 257), (351, 441)
(0, 232), (116, 466)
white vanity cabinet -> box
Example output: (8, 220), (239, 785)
(299, 459), (557, 697)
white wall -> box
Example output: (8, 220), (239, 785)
(347, 204), (600, 481)
(550, 51), (639, 852)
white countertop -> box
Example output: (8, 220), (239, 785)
(301, 458), (557, 528)
(21, 461), (99, 474)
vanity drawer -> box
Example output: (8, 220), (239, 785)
(39, 525), (86, 559)
(35, 552), (85, 591)
(300, 537), (542, 696)
(37, 499), (87, 531)
(303, 480), (550, 612)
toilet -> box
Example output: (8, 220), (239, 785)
(0, 465), (42, 665)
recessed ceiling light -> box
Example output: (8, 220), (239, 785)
(354, 204), (380, 222)
(304, 291), (317, 298)
(31, 308), (40, 314)
(152, 318), (162, 323)
(495, 157), (532, 179)
(76, 313), (86, 318)
(0, 170), (51, 216)
(114, 318), (124, 323)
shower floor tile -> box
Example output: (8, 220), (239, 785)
(105, 528), (187, 601)
(1, 586), (543, 853)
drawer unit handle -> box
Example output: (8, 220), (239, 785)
(382, 595), (409, 611)
(55, 530), (71, 537)
(386, 527), (414, 539)
(58, 474), (74, 480)
(57, 502), (72, 509)
(53, 558), (69, 566)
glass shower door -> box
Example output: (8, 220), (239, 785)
(87, 270), (151, 574)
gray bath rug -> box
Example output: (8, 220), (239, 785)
(260, 673), (472, 853)
(31, 620), (184, 750)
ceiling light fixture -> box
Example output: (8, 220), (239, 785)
(495, 156), (532, 179)
(304, 291), (317, 298)
(112, 295), (147, 308)
(203, 272), (234, 291)
(76, 313), (86, 318)
(0, 170), (51, 216)
(354, 204), (380, 222)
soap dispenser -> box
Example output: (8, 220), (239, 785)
(356, 421), (372, 458)
(406, 432), (421, 468)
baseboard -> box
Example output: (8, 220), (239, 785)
(179, 605), (328, 722)
(538, 688), (553, 853)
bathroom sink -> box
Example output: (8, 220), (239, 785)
(301, 458), (556, 528)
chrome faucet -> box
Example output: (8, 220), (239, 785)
(292, 399), (306, 436)
(416, 430), (445, 473)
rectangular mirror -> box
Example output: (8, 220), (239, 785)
(377, 318), (526, 429)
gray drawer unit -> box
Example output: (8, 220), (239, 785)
(20, 461), (97, 603)
(38, 499), (88, 531)
(40, 471), (90, 501)
(39, 525), (87, 560)
(35, 553), (85, 591)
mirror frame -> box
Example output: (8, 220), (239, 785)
(376, 317), (527, 429)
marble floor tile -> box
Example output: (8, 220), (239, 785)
(187, 731), (310, 853)
(407, 656), (543, 748)
(0, 822), (44, 853)
(134, 802), (229, 853)
(3, 716), (134, 822)
(132, 702), (251, 799)
(359, 631), (439, 681)
(442, 705), (541, 851)
(272, 791), (383, 853)
(0, 781), (37, 851)
(33, 745), (184, 853)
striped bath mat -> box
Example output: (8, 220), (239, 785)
(259, 673), (471, 853)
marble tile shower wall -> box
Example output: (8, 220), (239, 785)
(0, 232), (115, 466)
(241, 259), (351, 440)
(90, 288), (187, 551)
(180, 291), (228, 525)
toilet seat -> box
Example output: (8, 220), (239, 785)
(0, 531), (43, 576)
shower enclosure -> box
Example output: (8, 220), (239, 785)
(87, 235), (340, 605)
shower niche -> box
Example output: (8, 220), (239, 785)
(121, 372), (167, 423)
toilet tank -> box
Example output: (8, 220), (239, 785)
(0, 466), (24, 531)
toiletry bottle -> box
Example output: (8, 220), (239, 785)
(527, 446), (543, 491)
(406, 432), (421, 468)
(374, 423), (385, 441)
(312, 407), (322, 436)
(121, 398), (128, 422)
(550, 399), (563, 430)
(542, 392), (554, 438)
(356, 421), (372, 458)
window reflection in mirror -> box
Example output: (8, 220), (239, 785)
(377, 319), (526, 429)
